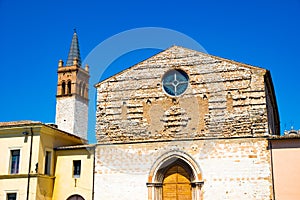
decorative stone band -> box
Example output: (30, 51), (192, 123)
(191, 181), (204, 187)
(146, 182), (163, 187)
(146, 181), (204, 188)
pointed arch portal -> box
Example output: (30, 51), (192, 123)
(66, 194), (84, 200)
(147, 151), (204, 200)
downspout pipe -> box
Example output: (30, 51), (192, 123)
(269, 140), (276, 200)
(26, 127), (34, 200)
(92, 146), (96, 200)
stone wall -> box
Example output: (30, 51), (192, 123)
(56, 97), (76, 134)
(74, 96), (88, 139)
(55, 94), (88, 139)
(94, 137), (273, 199)
(95, 46), (272, 143)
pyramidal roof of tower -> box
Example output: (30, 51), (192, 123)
(66, 29), (81, 67)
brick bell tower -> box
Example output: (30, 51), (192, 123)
(55, 30), (89, 139)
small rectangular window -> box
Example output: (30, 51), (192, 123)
(10, 150), (20, 174)
(7, 193), (17, 200)
(73, 160), (81, 178)
(44, 151), (51, 175)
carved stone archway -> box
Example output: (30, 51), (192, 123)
(66, 194), (85, 200)
(147, 151), (203, 200)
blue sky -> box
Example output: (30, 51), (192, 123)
(0, 0), (299, 143)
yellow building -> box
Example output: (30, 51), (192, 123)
(52, 144), (95, 200)
(0, 121), (88, 200)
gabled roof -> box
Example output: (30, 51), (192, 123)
(0, 120), (87, 143)
(95, 45), (266, 87)
(55, 144), (96, 150)
(0, 120), (41, 127)
(269, 134), (300, 140)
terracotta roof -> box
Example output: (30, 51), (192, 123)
(0, 120), (87, 143)
(0, 120), (41, 127)
(55, 144), (96, 150)
(269, 134), (300, 140)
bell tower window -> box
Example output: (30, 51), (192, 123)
(78, 82), (82, 97)
(67, 81), (72, 94)
(61, 82), (66, 95)
(82, 83), (86, 97)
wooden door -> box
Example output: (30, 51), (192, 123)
(163, 165), (192, 200)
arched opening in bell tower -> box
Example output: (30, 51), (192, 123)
(61, 81), (66, 95)
(67, 80), (72, 95)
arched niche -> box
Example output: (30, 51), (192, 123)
(67, 80), (72, 94)
(147, 151), (204, 200)
(66, 194), (85, 200)
(61, 81), (66, 95)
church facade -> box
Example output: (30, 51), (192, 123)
(94, 46), (279, 199)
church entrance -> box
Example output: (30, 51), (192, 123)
(162, 165), (192, 200)
(66, 194), (85, 200)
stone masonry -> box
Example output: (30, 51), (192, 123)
(95, 46), (279, 143)
(94, 138), (272, 199)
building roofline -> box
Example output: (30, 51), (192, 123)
(0, 120), (87, 143)
(268, 134), (300, 140)
(264, 70), (280, 135)
(55, 144), (96, 150)
(94, 45), (267, 88)
(0, 120), (42, 128)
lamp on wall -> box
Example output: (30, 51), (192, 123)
(22, 131), (29, 135)
(23, 131), (29, 143)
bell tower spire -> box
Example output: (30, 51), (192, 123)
(66, 29), (82, 67)
(55, 30), (89, 139)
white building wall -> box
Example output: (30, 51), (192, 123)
(56, 97), (76, 134)
(55, 96), (88, 139)
(74, 97), (88, 139)
(94, 138), (272, 200)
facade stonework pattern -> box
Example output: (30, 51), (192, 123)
(94, 138), (272, 199)
(96, 46), (278, 143)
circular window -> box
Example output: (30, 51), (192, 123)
(162, 69), (189, 96)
